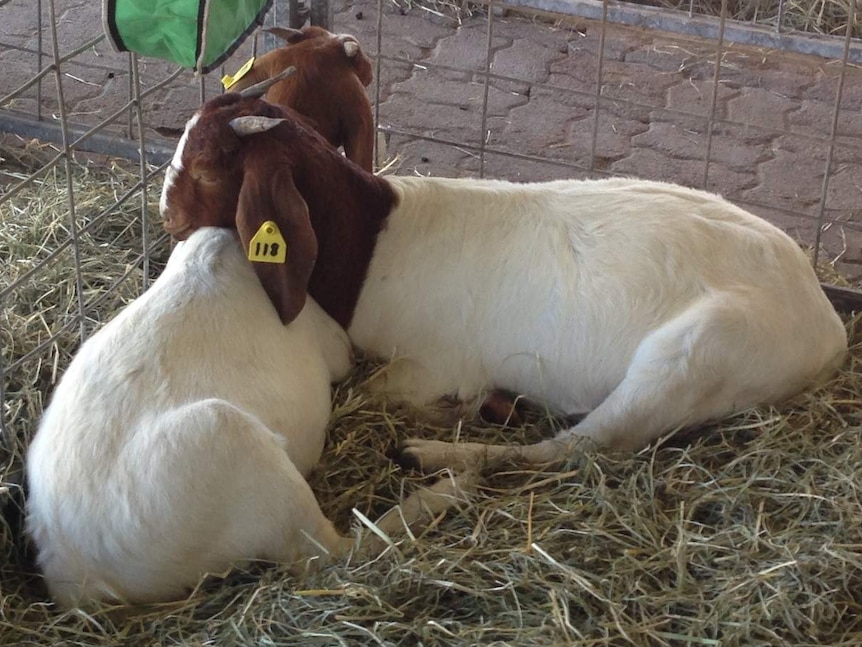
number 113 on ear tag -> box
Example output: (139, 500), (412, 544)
(248, 221), (287, 264)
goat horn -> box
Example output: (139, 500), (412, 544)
(263, 26), (304, 42)
(235, 66), (296, 98)
(229, 116), (287, 136)
(343, 41), (360, 58)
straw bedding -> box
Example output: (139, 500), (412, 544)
(426, 0), (861, 37)
(1, 148), (861, 646)
(644, 0), (861, 37)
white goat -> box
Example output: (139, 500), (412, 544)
(159, 95), (848, 474)
(26, 227), (467, 608)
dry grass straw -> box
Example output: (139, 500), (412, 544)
(402, 0), (861, 38)
(643, 0), (860, 37)
(1, 140), (170, 610)
(2, 148), (862, 646)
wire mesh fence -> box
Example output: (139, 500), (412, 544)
(363, 0), (862, 273)
(2, 0), (861, 507)
(0, 0), (306, 458)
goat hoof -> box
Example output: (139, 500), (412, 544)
(393, 443), (424, 472)
(398, 438), (487, 473)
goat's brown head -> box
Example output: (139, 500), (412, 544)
(222, 26), (375, 172)
(229, 26), (373, 92)
(278, 26), (371, 87)
(160, 93), (321, 325)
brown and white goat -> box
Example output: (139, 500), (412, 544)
(160, 94), (848, 475)
(225, 26), (374, 171)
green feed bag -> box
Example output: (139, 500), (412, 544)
(103, 0), (273, 72)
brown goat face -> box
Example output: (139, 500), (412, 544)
(283, 27), (373, 87)
(160, 97), (319, 324)
(221, 26), (375, 172)
(160, 109), (244, 239)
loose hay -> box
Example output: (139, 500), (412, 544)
(1, 149), (862, 646)
(406, 0), (861, 38)
(643, 0), (861, 37)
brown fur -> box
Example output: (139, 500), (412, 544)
(235, 161), (318, 323)
(164, 95), (532, 419)
(162, 95), (394, 326)
(228, 26), (375, 172)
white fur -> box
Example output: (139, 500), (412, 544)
(159, 114), (198, 216)
(346, 176), (847, 466)
(25, 228), (357, 607)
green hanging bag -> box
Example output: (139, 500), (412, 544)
(103, 0), (273, 73)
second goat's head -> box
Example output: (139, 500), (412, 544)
(160, 93), (328, 325)
(224, 26), (375, 171)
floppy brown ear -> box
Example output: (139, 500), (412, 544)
(235, 163), (317, 324)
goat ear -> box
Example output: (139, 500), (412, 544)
(235, 165), (317, 324)
(264, 26), (305, 44)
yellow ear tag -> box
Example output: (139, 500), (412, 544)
(222, 57), (255, 90)
(248, 221), (287, 264)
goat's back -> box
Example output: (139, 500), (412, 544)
(350, 176), (845, 411)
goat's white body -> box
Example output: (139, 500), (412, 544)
(349, 176), (847, 454)
(26, 228), (353, 607)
